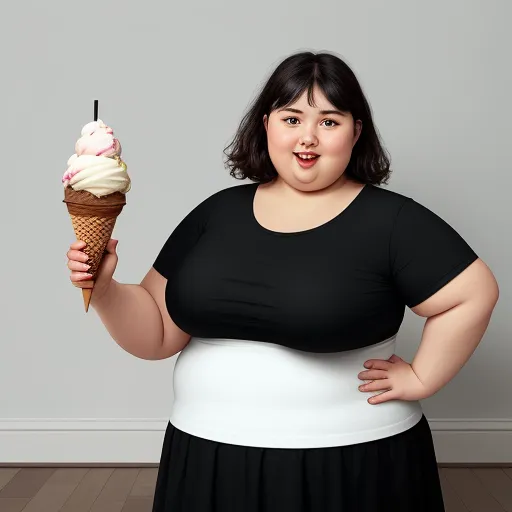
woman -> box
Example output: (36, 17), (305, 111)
(66, 51), (499, 511)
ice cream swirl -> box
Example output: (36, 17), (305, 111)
(62, 119), (131, 197)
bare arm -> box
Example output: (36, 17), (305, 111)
(140, 267), (192, 356)
(410, 258), (500, 395)
(91, 268), (190, 360)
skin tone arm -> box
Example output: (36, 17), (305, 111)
(409, 258), (499, 395)
(358, 258), (499, 403)
(91, 267), (191, 361)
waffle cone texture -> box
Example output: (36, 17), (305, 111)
(63, 187), (126, 311)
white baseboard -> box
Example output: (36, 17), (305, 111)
(429, 419), (512, 464)
(1, 418), (511, 464)
(0, 419), (167, 465)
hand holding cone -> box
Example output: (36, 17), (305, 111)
(68, 239), (119, 311)
(65, 191), (125, 311)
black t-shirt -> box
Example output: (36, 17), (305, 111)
(153, 183), (478, 353)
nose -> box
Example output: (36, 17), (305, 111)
(299, 127), (318, 147)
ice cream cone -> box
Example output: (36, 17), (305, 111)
(62, 117), (130, 312)
(63, 187), (126, 312)
(73, 279), (94, 312)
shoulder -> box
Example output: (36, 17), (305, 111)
(356, 185), (413, 233)
(181, 182), (256, 228)
(197, 182), (257, 209)
(362, 184), (411, 212)
(359, 185), (473, 252)
(363, 184), (446, 226)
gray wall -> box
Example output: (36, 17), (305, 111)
(2, 0), (510, 463)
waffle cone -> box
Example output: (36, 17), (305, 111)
(63, 187), (126, 312)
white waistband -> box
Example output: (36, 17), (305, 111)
(169, 336), (423, 448)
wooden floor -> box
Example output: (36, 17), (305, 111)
(0, 467), (511, 511)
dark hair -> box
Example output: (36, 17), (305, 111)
(223, 51), (391, 185)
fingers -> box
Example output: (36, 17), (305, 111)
(67, 239), (88, 264)
(70, 240), (86, 250)
(70, 271), (93, 282)
(68, 259), (91, 272)
(359, 379), (391, 392)
(67, 248), (89, 263)
(364, 359), (392, 370)
(358, 369), (388, 381)
(367, 389), (397, 405)
(67, 238), (118, 286)
(67, 240), (91, 283)
(67, 239), (118, 262)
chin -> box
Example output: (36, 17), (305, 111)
(293, 171), (318, 184)
(289, 171), (344, 192)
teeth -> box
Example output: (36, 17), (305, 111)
(297, 154), (318, 160)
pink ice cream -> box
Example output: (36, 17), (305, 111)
(62, 119), (131, 198)
(75, 120), (122, 157)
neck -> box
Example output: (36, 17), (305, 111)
(270, 174), (357, 200)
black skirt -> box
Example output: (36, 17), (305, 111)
(152, 414), (445, 512)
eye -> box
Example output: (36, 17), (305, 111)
(282, 117), (339, 127)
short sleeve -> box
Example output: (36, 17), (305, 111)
(390, 199), (479, 308)
(152, 194), (213, 280)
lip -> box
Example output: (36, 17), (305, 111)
(294, 153), (320, 168)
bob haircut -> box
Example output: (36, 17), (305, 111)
(223, 51), (391, 185)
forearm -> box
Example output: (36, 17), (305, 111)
(91, 280), (165, 360)
(412, 298), (496, 396)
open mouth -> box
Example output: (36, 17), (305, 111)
(294, 153), (320, 160)
(294, 153), (320, 167)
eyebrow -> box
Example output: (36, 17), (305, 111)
(278, 107), (347, 116)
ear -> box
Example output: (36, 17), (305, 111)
(263, 114), (268, 132)
(353, 119), (362, 146)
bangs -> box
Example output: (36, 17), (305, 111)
(269, 75), (354, 116)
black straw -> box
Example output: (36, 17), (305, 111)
(94, 100), (98, 121)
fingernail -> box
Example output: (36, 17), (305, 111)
(83, 264), (91, 270)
